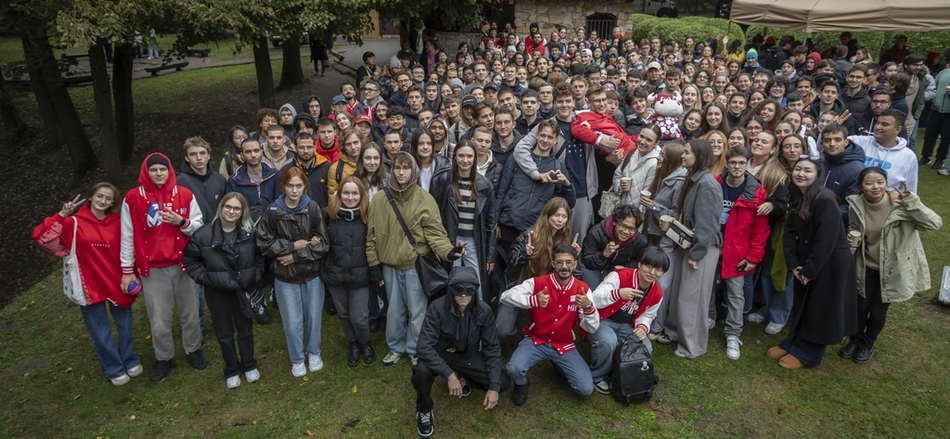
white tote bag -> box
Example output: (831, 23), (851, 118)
(62, 220), (88, 306)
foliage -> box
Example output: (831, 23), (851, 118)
(630, 14), (745, 48)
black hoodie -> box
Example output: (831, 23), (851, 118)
(177, 161), (227, 220)
(301, 94), (325, 119)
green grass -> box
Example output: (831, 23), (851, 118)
(0, 35), (252, 64)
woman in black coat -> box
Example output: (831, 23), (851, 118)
(770, 156), (857, 369)
(321, 176), (376, 367)
(184, 193), (264, 389)
(430, 142), (497, 301)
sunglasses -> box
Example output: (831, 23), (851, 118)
(450, 284), (478, 296)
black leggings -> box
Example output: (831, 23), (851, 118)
(854, 268), (891, 345)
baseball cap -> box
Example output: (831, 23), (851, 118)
(461, 95), (477, 107)
(647, 61), (662, 71)
(581, 49), (593, 57)
(354, 115), (372, 125)
(331, 95), (346, 105)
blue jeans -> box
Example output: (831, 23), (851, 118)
(80, 301), (140, 380)
(383, 265), (426, 357)
(588, 319), (653, 382)
(581, 264), (604, 290)
(754, 247), (793, 325)
(274, 277), (325, 365)
(506, 337), (594, 396)
(452, 235), (482, 299)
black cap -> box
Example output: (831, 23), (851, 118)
(484, 82), (500, 91)
(362, 51), (375, 62)
(448, 266), (479, 294)
(461, 95), (477, 107)
(146, 155), (170, 169)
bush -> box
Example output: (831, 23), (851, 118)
(630, 14), (745, 50)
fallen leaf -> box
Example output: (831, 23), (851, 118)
(72, 394), (81, 400)
(305, 429), (314, 436)
(145, 334), (151, 340)
(693, 405), (702, 412)
(303, 376), (309, 382)
(344, 418), (359, 427)
(351, 384), (358, 393)
(65, 368), (72, 373)
(130, 415), (136, 420)
(252, 420), (257, 425)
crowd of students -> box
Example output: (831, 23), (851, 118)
(32, 21), (948, 438)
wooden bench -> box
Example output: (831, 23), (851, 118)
(184, 48), (211, 58)
(144, 61), (189, 77)
(63, 75), (93, 86)
(63, 52), (89, 61)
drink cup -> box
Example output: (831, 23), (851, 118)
(659, 215), (673, 232)
(620, 177), (632, 191)
(640, 190), (652, 199)
(849, 230), (862, 248)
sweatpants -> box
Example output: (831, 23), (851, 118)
(140, 265), (202, 361)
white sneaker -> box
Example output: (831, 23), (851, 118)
(245, 368), (260, 383)
(308, 354), (324, 372)
(765, 322), (785, 335)
(657, 333), (674, 344)
(707, 318), (716, 329)
(745, 313), (765, 324)
(127, 364), (143, 377)
(110, 373), (131, 386)
(226, 375), (241, 389)
(726, 336), (742, 360)
(291, 362), (306, 377)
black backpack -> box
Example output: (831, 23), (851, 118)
(761, 46), (782, 72)
(609, 334), (659, 404)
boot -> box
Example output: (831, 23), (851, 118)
(347, 342), (361, 367)
(837, 337), (860, 359)
(361, 342), (376, 364)
(853, 342), (874, 364)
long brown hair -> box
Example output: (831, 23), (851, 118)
(451, 141), (478, 204)
(520, 197), (573, 282)
(677, 139), (715, 213)
(84, 182), (120, 215)
(645, 141), (686, 230)
(327, 176), (368, 223)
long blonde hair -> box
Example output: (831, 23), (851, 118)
(702, 130), (728, 176)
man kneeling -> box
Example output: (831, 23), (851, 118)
(411, 266), (509, 437)
(502, 243), (599, 406)
(588, 247), (668, 394)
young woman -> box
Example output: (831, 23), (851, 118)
(766, 75), (790, 102)
(749, 131), (778, 177)
(184, 192), (263, 389)
(700, 86), (717, 108)
(779, 134), (806, 173)
(355, 142), (387, 202)
(743, 115), (766, 139)
(840, 168), (942, 363)
(747, 90), (766, 111)
(335, 111), (354, 131)
(32, 183), (141, 386)
(663, 139), (724, 359)
(612, 124), (662, 208)
(769, 157), (857, 369)
(727, 127), (750, 150)
(773, 120), (796, 145)
(682, 63), (696, 83)
(411, 127), (451, 192)
(322, 176), (376, 367)
(681, 84), (702, 115)
(220, 126), (250, 177)
(257, 168), (330, 377)
(681, 109), (704, 141)
(702, 102), (729, 134)
(430, 142), (497, 300)
(641, 142), (688, 338)
(712, 74), (730, 95)
(702, 130), (728, 176)
(693, 70), (711, 88)
(755, 99), (781, 131)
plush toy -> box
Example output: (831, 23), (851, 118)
(649, 93), (684, 140)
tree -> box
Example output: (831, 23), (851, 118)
(0, 65), (28, 142)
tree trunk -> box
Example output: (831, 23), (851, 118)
(277, 33), (304, 90)
(88, 43), (122, 183)
(252, 36), (276, 108)
(0, 65), (27, 141)
(27, 24), (97, 181)
(112, 42), (135, 161)
(21, 33), (65, 147)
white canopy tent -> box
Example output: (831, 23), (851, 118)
(729, 0), (950, 32)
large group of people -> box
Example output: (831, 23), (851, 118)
(32, 20), (947, 438)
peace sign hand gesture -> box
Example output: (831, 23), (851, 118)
(571, 233), (581, 255)
(59, 194), (85, 218)
(525, 232), (535, 256)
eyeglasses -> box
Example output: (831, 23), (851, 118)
(727, 161), (749, 167)
(223, 205), (243, 212)
(450, 284), (478, 296)
(616, 223), (637, 234)
(364, 87), (379, 92)
(846, 75), (866, 80)
(871, 100), (891, 106)
(639, 265), (665, 275)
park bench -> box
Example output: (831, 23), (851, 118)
(144, 61), (189, 77)
(184, 48), (211, 58)
(63, 53), (89, 61)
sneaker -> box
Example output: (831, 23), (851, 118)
(308, 354), (324, 372)
(594, 380), (610, 395)
(939, 168), (950, 176)
(673, 349), (688, 358)
(707, 318), (715, 329)
(919, 157), (931, 166)
(853, 344), (874, 364)
(383, 351), (402, 366)
(226, 375), (241, 389)
(255, 308), (270, 325)
(511, 382), (529, 406)
(459, 377), (471, 397)
(725, 336), (742, 360)
(765, 322), (785, 334)
(411, 357), (418, 366)
(361, 343), (376, 364)
(245, 368), (260, 383)
(111, 373), (131, 386)
(369, 318), (380, 333)
(185, 350), (208, 371)
(745, 313), (765, 324)
(127, 364), (143, 378)
(150, 359), (172, 383)
(291, 362), (306, 377)
(416, 410), (434, 437)
(933, 159), (946, 170)
(657, 333), (674, 344)
(647, 332), (660, 341)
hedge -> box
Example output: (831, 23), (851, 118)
(630, 14), (950, 62)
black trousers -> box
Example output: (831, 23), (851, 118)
(204, 289), (257, 378)
(411, 351), (511, 412)
(853, 268), (891, 345)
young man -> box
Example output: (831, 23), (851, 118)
(537, 82), (556, 119)
(727, 93), (747, 128)
(624, 87), (653, 135)
(226, 139), (277, 221)
(262, 124), (295, 171)
(249, 108), (279, 144)
(278, 104), (297, 141)
(497, 88), (520, 119)
(121, 153), (205, 383)
(463, 61), (490, 95)
(580, 204), (649, 290)
(472, 127), (502, 189)
(716, 147), (770, 357)
(382, 129), (405, 172)
(391, 72), (413, 108)
(845, 89), (904, 138)
(277, 132), (331, 208)
(294, 113), (316, 137)
(502, 243), (599, 405)
(840, 64), (871, 115)
(385, 106), (413, 151)
(355, 51), (378, 88)
(784, 92), (805, 114)
(491, 109), (522, 165)
(849, 109), (918, 192)
(515, 89), (541, 136)
(404, 85), (425, 132)
(353, 80), (384, 121)
(459, 102), (494, 143)
(411, 267), (508, 437)
(571, 75), (589, 110)
(340, 82), (359, 115)
(448, 96), (476, 145)
(644, 62), (664, 89)
(821, 123), (867, 223)
(588, 246), (668, 394)
(302, 95), (324, 119)
(809, 81), (845, 118)
(482, 82), (499, 107)
(315, 118), (340, 164)
(330, 95), (348, 115)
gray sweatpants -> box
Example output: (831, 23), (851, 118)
(140, 265), (202, 361)
(664, 245), (720, 359)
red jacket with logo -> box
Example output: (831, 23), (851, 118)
(590, 268), (663, 333)
(500, 273), (600, 355)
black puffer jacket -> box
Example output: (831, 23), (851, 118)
(176, 161), (227, 221)
(256, 197), (329, 283)
(581, 217), (649, 272)
(320, 207), (369, 288)
(183, 220), (264, 294)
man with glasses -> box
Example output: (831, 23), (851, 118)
(588, 246), (669, 394)
(353, 80), (384, 121)
(580, 204), (648, 290)
(901, 53), (936, 161)
(410, 266), (508, 438)
(390, 72), (413, 108)
(841, 65), (871, 115)
(716, 147), (770, 357)
(845, 89), (906, 139)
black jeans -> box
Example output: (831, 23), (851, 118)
(204, 288), (257, 378)
(854, 268), (891, 345)
(411, 351), (511, 412)
(920, 109), (950, 161)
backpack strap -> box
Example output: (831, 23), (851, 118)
(308, 200), (319, 236)
(383, 185), (419, 251)
(267, 205), (278, 233)
(335, 160), (344, 186)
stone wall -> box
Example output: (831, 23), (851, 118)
(514, 0), (635, 36)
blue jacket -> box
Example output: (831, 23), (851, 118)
(822, 143), (866, 224)
(225, 163), (277, 221)
(495, 152), (576, 231)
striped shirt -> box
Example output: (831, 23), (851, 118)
(457, 181), (476, 237)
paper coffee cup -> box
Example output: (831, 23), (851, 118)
(620, 177), (632, 191)
(849, 230), (862, 248)
(659, 215), (673, 232)
(641, 190), (652, 198)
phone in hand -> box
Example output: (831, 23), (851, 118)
(737, 261), (749, 272)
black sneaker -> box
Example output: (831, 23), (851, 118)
(919, 157), (931, 166)
(255, 308), (270, 325)
(933, 159), (946, 170)
(837, 338), (860, 359)
(186, 349), (208, 371)
(361, 343), (376, 364)
(416, 410), (433, 437)
(853, 344), (875, 364)
(459, 377), (471, 397)
(150, 359), (172, 383)
(511, 382), (529, 406)
(348, 342), (361, 368)
(369, 318), (380, 333)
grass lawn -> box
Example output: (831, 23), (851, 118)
(1, 61), (950, 438)
(0, 35), (252, 65)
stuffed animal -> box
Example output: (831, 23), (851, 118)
(649, 93), (684, 140)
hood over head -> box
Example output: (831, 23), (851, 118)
(388, 151), (419, 192)
(302, 94), (324, 118)
(139, 152), (177, 192)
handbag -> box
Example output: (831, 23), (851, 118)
(598, 189), (622, 219)
(62, 220), (88, 306)
(383, 186), (449, 299)
(665, 216), (695, 249)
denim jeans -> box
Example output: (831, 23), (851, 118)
(383, 265), (426, 357)
(506, 337), (594, 396)
(494, 304), (521, 339)
(80, 301), (140, 380)
(452, 235), (482, 299)
(581, 264), (604, 290)
(274, 276), (325, 365)
(588, 319), (653, 382)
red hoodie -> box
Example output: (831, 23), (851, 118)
(571, 110), (637, 157)
(316, 136), (340, 164)
(33, 205), (136, 308)
(120, 152), (203, 276)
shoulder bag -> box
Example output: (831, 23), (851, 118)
(665, 215), (695, 249)
(383, 186), (449, 299)
(62, 219), (89, 306)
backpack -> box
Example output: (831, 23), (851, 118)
(609, 334), (659, 404)
(761, 46), (782, 72)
